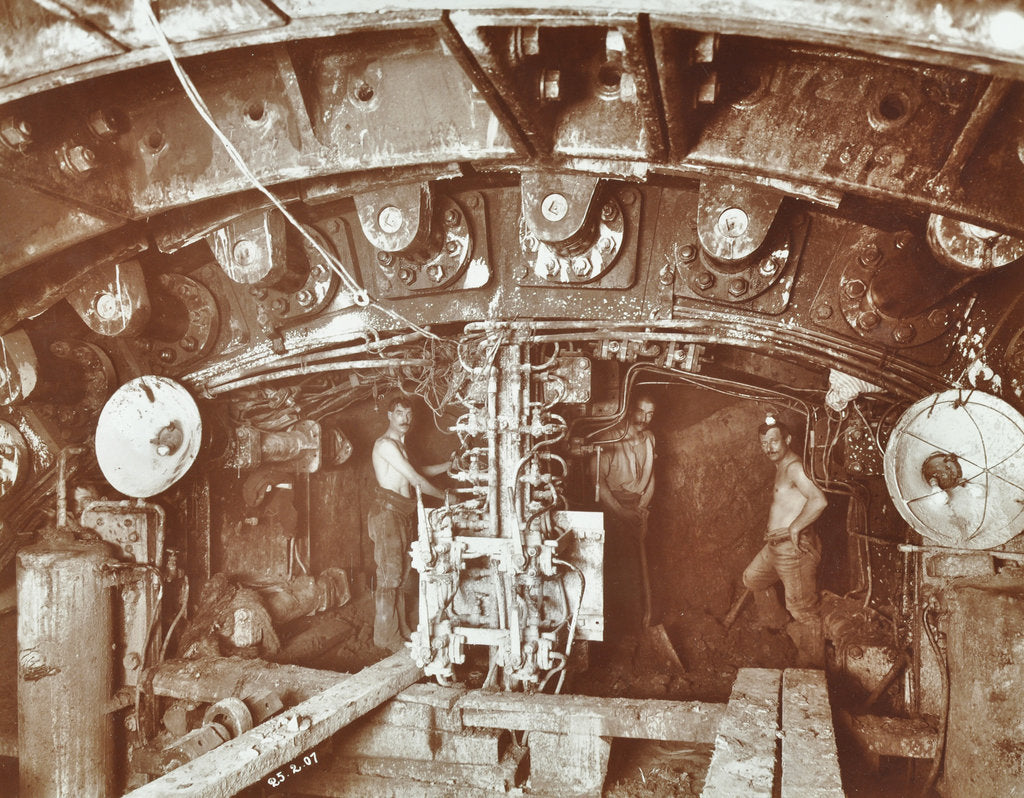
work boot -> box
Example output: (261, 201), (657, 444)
(752, 588), (790, 631)
(787, 619), (825, 668)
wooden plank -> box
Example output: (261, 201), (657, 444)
(289, 769), (519, 798)
(334, 723), (507, 765)
(838, 710), (938, 759)
(151, 656), (346, 706)
(701, 668), (781, 798)
(327, 753), (522, 792)
(125, 651), (421, 798)
(781, 669), (844, 798)
(528, 730), (610, 797)
(459, 692), (724, 742)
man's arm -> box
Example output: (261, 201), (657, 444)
(786, 460), (827, 550)
(423, 462), (450, 478)
(638, 433), (655, 511)
(375, 438), (444, 500)
(596, 448), (632, 521)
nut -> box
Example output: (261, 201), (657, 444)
(571, 257), (591, 277)
(445, 240), (460, 255)
(63, 144), (98, 175)
(892, 323), (916, 344)
(0, 117), (33, 149)
(376, 251), (394, 267)
(296, 289), (315, 307)
(843, 279), (867, 299)
(444, 208), (461, 227)
(680, 244), (697, 262)
(270, 297), (290, 315)
(181, 336), (198, 352)
(728, 277), (748, 297)
(540, 69), (561, 101)
(601, 202), (618, 222)
(695, 271), (715, 290)
(928, 308), (949, 327)
(858, 311), (881, 330)
(88, 109), (119, 139)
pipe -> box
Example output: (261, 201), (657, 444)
(922, 606), (950, 796)
(206, 358), (429, 395)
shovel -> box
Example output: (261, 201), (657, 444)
(637, 513), (684, 672)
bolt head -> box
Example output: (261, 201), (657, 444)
(158, 348), (176, 363)
(0, 117), (33, 149)
(858, 311), (881, 330)
(540, 192), (568, 222)
(65, 144), (97, 174)
(88, 109), (118, 138)
(180, 336), (198, 352)
(296, 289), (315, 307)
(376, 250), (394, 267)
(681, 244), (697, 262)
(893, 324), (916, 344)
(571, 257), (591, 277)
(598, 236), (614, 254)
(601, 202), (618, 222)
(248, 285), (268, 300)
(696, 271), (715, 290)
(94, 292), (119, 321)
(760, 259), (778, 276)
(843, 279), (867, 299)
(523, 234), (539, 253)
(928, 308), (949, 327)
(398, 267), (416, 285)
(444, 208), (461, 227)
(859, 242), (882, 267)
(717, 207), (749, 238)
(445, 240), (460, 255)
(540, 69), (561, 101)
(895, 232), (911, 250)
(377, 205), (404, 234)
(813, 303), (834, 320)
(728, 277), (749, 296)
(232, 239), (255, 266)
(271, 297), (289, 315)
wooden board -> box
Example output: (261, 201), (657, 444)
(125, 651), (421, 798)
(780, 669), (844, 797)
(459, 691), (724, 742)
(701, 668), (781, 798)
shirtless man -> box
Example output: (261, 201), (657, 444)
(742, 418), (828, 663)
(596, 394), (656, 633)
(368, 396), (447, 652)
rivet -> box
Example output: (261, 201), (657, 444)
(377, 206), (404, 233)
(540, 192), (568, 222)
(813, 304), (833, 320)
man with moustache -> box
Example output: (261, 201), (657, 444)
(596, 393), (656, 634)
(742, 417), (828, 664)
(369, 396), (447, 652)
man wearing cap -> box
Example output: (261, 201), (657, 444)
(743, 417), (828, 664)
(369, 396), (447, 652)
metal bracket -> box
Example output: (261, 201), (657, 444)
(66, 259), (151, 337)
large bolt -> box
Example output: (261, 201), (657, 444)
(858, 311), (881, 330)
(232, 239), (255, 266)
(598, 236), (614, 255)
(680, 244), (697, 262)
(540, 69), (561, 101)
(271, 297), (289, 315)
(445, 240), (460, 255)
(760, 259), (778, 276)
(0, 117), (33, 150)
(541, 192), (569, 222)
(296, 289), (315, 307)
(376, 251), (394, 267)
(398, 267), (416, 285)
(377, 205), (404, 233)
(94, 292), (119, 321)
(928, 307), (949, 327)
(696, 271), (715, 290)
(843, 279), (867, 299)
(63, 144), (98, 175)
(181, 336), (198, 352)
(158, 348), (176, 363)
(248, 286), (268, 300)
(444, 208), (461, 227)
(717, 207), (749, 238)
(88, 109), (119, 139)
(859, 242), (882, 267)
(601, 202), (618, 222)
(571, 257), (591, 277)
(728, 277), (749, 297)
(893, 324), (916, 344)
